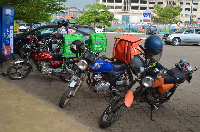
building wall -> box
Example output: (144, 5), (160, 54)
(97, 0), (200, 26)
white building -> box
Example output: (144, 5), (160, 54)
(96, 0), (200, 26)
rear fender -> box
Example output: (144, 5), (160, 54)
(10, 60), (26, 66)
(10, 60), (32, 69)
(124, 90), (134, 107)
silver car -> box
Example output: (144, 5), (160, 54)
(164, 28), (200, 46)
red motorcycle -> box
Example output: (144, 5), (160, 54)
(7, 36), (74, 82)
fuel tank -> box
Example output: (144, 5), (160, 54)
(90, 59), (114, 73)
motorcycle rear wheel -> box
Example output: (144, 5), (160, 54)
(7, 63), (32, 80)
(59, 86), (72, 108)
(99, 96), (126, 128)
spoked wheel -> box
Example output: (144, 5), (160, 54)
(59, 86), (73, 108)
(7, 63), (32, 80)
(99, 96), (127, 128)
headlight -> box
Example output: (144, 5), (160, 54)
(77, 60), (88, 70)
(142, 76), (154, 87)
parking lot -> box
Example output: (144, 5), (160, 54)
(1, 33), (200, 132)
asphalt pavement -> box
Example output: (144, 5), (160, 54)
(0, 33), (200, 132)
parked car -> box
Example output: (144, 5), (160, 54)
(162, 28), (186, 44)
(164, 28), (200, 46)
(18, 23), (31, 32)
(71, 25), (95, 45)
(146, 25), (157, 35)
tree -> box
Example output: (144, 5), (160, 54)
(76, 3), (115, 27)
(0, 0), (67, 23)
(152, 4), (182, 24)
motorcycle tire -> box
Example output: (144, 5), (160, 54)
(7, 63), (32, 80)
(99, 96), (127, 128)
(59, 86), (72, 108)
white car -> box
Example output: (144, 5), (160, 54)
(164, 28), (200, 46)
(18, 23), (30, 32)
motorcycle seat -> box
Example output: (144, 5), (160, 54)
(52, 53), (63, 61)
(164, 68), (186, 84)
(112, 60), (129, 71)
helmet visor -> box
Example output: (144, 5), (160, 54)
(147, 49), (163, 62)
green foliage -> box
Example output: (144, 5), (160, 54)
(0, 0), (67, 23)
(152, 4), (182, 24)
(76, 3), (115, 27)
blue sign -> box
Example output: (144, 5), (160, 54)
(0, 7), (14, 57)
(143, 11), (151, 23)
(197, 18), (200, 24)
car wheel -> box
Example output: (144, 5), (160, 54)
(172, 38), (180, 46)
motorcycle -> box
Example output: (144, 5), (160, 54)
(59, 40), (134, 108)
(7, 36), (74, 82)
(38, 34), (63, 53)
(99, 44), (199, 128)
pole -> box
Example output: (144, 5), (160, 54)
(190, 0), (193, 27)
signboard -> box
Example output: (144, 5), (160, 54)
(142, 11), (151, 23)
(0, 7), (15, 57)
(197, 18), (200, 24)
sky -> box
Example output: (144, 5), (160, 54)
(63, 0), (96, 8)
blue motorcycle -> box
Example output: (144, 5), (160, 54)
(59, 40), (134, 108)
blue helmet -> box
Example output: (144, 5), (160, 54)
(144, 35), (163, 61)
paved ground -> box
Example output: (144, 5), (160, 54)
(1, 33), (200, 132)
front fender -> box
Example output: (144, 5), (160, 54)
(124, 90), (134, 107)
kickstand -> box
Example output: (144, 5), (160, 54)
(150, 105), (155, 121)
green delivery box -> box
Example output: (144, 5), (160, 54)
(62, 33), (84, 58)
(88, 33), (107, 52)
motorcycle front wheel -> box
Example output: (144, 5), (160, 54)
(7, 63), (32, 80)
(59, 86), (73, 108)
(99, 96), (127, 128)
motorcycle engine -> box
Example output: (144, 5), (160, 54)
(92, 74), (110, 92)
(39, 61), (53, 75)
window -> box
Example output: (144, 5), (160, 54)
(149, 7), (154, 9)
(115, 0), (122, 3)
(115, 6), (122, 9)
(181, 14), (183, 17)
(140, 0), (147, 4)
(195, 29), (200, 34)
(107, 6), (114, 9)
(157, 2), (163, 4)
(180, 2), (183, 5)
(140, 7), (146, 10)
(149, 2), (155, 4)
(193, 8), (197, 11)
(185, 8), (190, 11)
(186, 3), (190, 5)
(193, 3), (198, 5)
(131, 0), (139, 3)
(107, 0), (114, 3)
(131, 6), (138, 10)
(185, 14), (189, 18)
(102, 0), (106, 2)
(185, 29), (194, 34)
